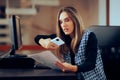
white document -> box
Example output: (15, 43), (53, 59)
(28, 50), (60, 69)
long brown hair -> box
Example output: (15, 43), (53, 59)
(56, 6), (84, 54)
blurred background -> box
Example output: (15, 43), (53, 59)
(0, 0), (119, 54)
(0, 0), (105, 45)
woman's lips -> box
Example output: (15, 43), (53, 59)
(63, 28), (69, 32)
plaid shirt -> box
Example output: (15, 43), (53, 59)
(64, 30), (107, 80)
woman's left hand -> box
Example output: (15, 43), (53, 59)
(55, 61), (78, 72)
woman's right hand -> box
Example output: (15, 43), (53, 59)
(39, 38), (59, 49)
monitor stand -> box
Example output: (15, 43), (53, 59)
(0, 49), (35, 68)
(8, 49), (27, 58)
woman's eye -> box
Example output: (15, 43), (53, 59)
(64, 18), (70, 22)
(59, 17), (71, 24)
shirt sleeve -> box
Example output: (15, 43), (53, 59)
(77, 32), (98, 72)
(34, 34), (56, 45)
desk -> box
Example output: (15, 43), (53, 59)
(0, 69), (76, 80)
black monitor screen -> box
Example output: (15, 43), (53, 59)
(9, 15), (22, 55)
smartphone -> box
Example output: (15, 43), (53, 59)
(50, 37), (65, 46)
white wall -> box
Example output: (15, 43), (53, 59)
(98, 0), (106, 25)
(110, 0), (120, 25)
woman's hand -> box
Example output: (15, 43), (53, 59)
(39, 38), (59, 49)
(55, 61), (78, 72)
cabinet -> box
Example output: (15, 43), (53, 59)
(0, 6), (10, 45)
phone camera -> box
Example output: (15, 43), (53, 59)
(56, 39), (59, 41)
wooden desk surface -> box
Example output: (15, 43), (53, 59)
(0, 69), (76, 80)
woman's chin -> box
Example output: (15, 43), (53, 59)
(64, 32), (70, 35)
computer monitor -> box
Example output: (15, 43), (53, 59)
(10, 15), (22, 50)
(9, 15), (26, 57)
(0, 15), (34, 68)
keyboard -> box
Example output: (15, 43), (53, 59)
(34, 63), (51, 69)
(0, 51), (9, 58)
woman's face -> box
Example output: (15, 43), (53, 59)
(59, 12), (74, 36)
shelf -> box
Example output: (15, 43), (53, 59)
(5, 8), (37, 15)
(32, 0), (60, 6)
(0, 19), (9, 25)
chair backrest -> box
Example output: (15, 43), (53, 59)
(88, 25), (120, 48)
(88, 25), (120, 80)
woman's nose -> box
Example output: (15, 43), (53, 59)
(61, 22), (66, 27)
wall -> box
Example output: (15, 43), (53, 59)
(98, 0), (106, 25)
(110, 0), (120, 25)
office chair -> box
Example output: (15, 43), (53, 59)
(88, 25), (120, 80)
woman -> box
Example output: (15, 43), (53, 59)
(34, 6), (106, 80)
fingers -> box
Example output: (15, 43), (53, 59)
(39, 38), (49, 48)
(48, 42), (59, 49)
(39, 38), (59, 49)
(55, 61), (65, 72)
(55, 61), (64, 68)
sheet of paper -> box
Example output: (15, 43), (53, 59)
(28, 50), (60, 69)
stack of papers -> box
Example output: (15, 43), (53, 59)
(28, 50), (60, 69)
